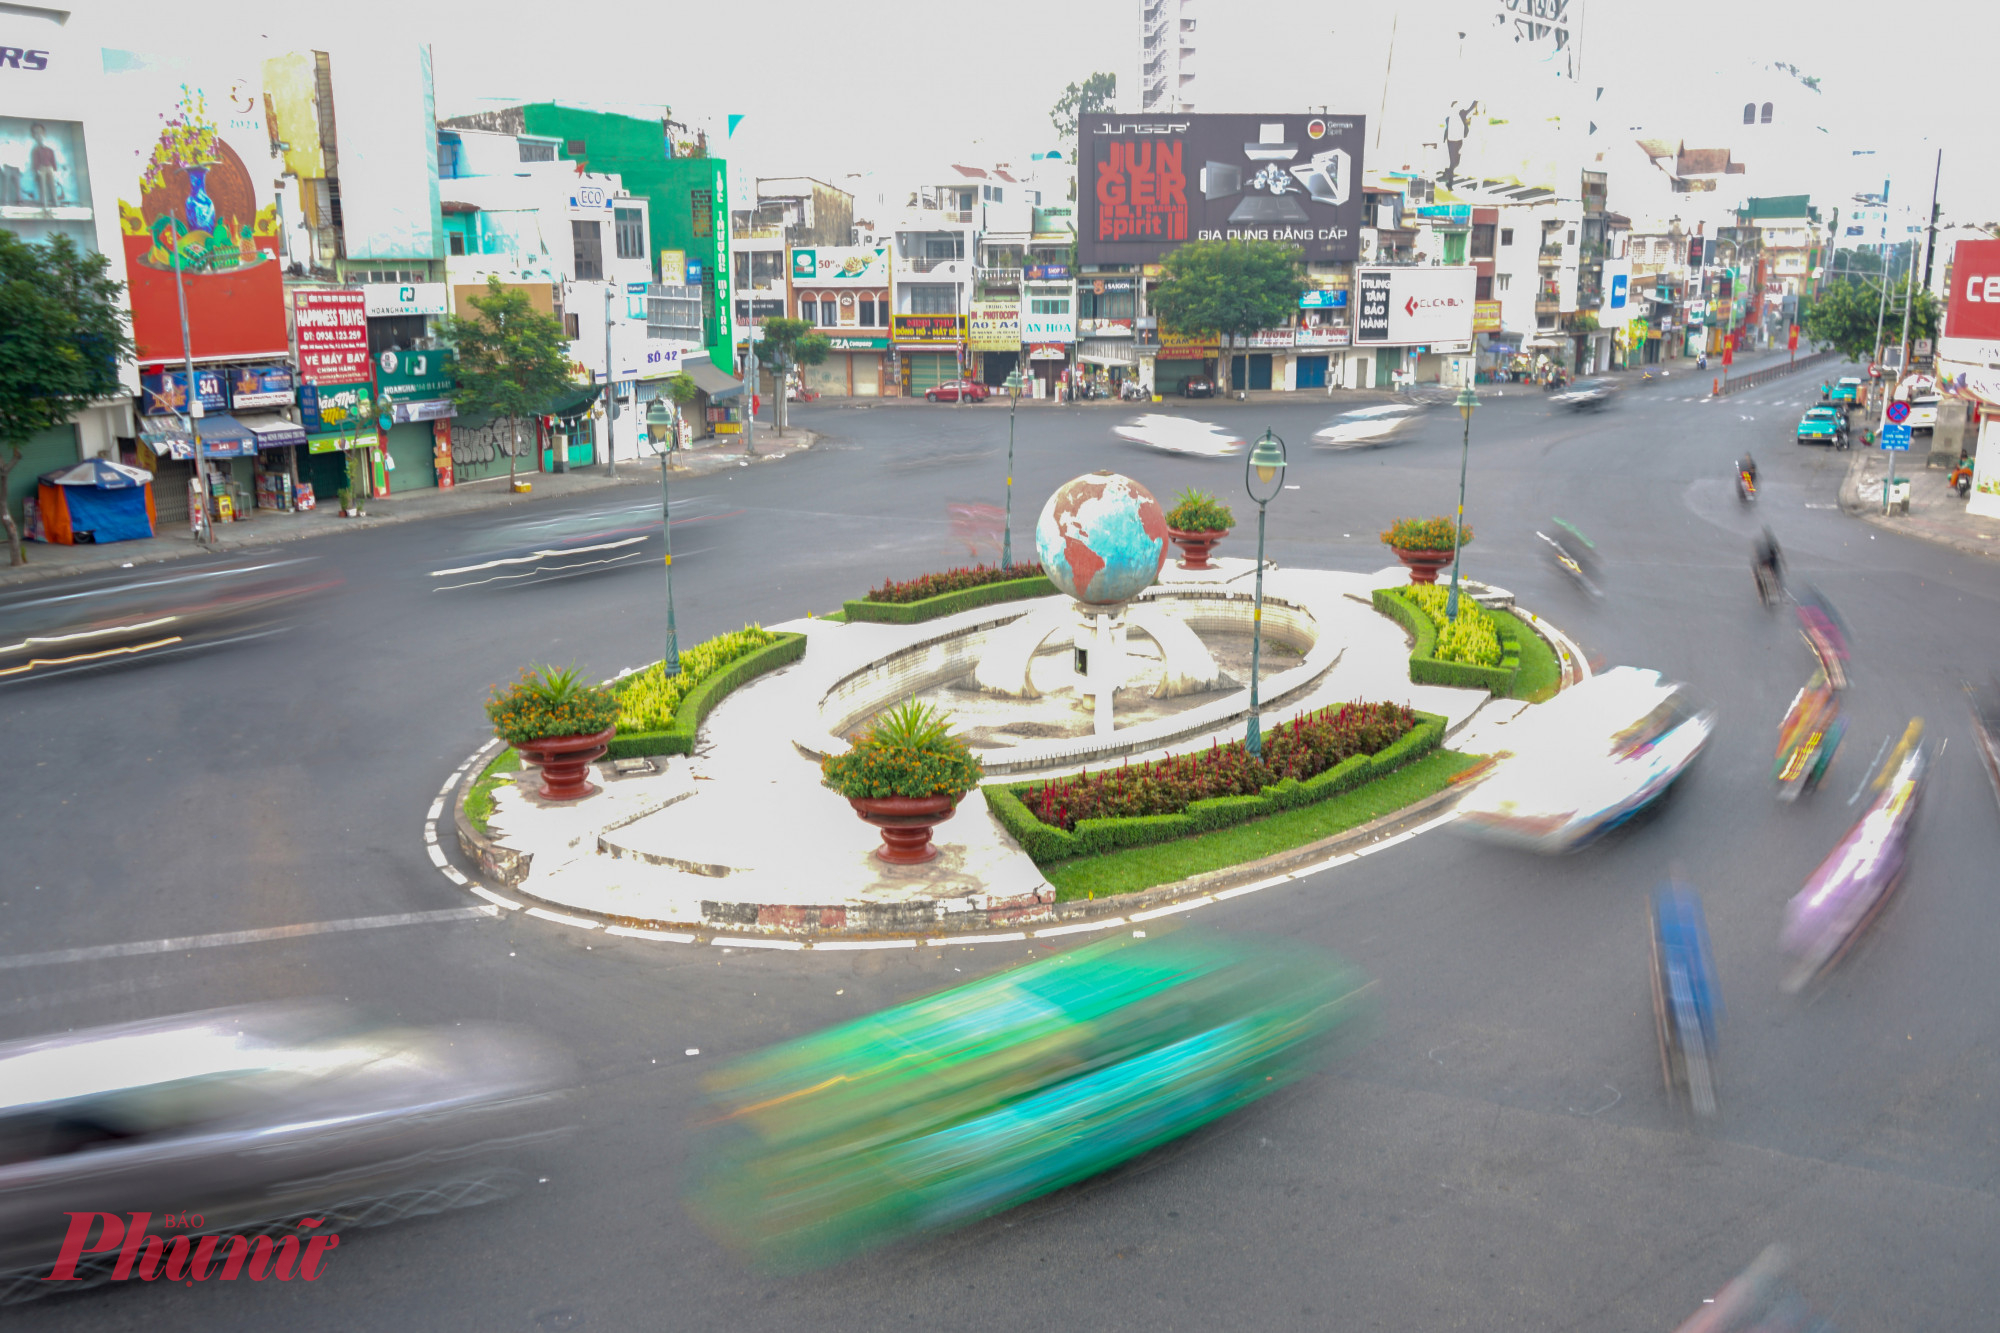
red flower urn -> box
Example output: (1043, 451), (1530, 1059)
(1391, 548), (1454, 585)
(1167, 526), (1229, 571)
(514, 726), (617, 801)
(849, 794), (962, 864)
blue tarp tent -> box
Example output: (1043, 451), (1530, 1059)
(34, 458), (156, 544)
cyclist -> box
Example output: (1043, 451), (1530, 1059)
(1752, 527), (1784, 603)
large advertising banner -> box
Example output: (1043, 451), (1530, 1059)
(294, 289), (370, 384)
(969, 299), (1020, 351)
(1354, 267), (1477, 346)
(1079, 112), (1366, 265)
(102, 47), (287, 366)
(326, 43), (441, 262)
(791, 246), (889, 286)
(1941, 238), (2000, 374)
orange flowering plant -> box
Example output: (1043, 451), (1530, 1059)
(486, 665), (621, 744)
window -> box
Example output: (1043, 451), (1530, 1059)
(1470, 223), (1496, 259)
(1500, 228), (1514, 246)
(1760, 102), (1773, 124)
(614, 207), (644, 260)
(1030, 296), (1070, 315)
(690, 188), (713, 238)
(1566, 229), (1576, 245)
(1743, 103), (1755, 124)
(518, 139), (556, 162)
(1442, 232), (1466, 264)
(1495, 273), (1512, 292)
(572, 220), (603, 280)
(799, 297), (818, 325)
(1476, 275), (1492, 300)
(859, 296), (877, 327)
(564, 312), (580, 338)
(904, 283), (956, 314)
(448, 231), (466, 256)
(924, 235), (963, 263)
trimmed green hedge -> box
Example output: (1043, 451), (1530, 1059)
(843, 575), (1056, 625)
(1372, 587), (1520, 693)
(984, 711), (1445, 864)
(603, 633), (807, 759)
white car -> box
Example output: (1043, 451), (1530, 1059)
(1310, 403), (1426, 448)
(1111, 414), (1245, 457)
(1455, 667), (1715, 853)
(1906, 396), (1939, 433)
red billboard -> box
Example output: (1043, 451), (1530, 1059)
(1944, 238), (2000, 342)
(294, 289), (371, 384)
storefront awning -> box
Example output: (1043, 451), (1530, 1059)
(543, 384), (606, 420)
(684, 357), (745, 401)
(237, 414), (308, 450)
(141, 415), (258, 460)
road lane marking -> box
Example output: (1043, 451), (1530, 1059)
(0, 906), (498, 971)
(524, 907), (602, 930)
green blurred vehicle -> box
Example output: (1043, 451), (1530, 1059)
(687, 931), (1375, 1271)
(1796, 405), (1849, 448)
(1823, 377), (1863, 404)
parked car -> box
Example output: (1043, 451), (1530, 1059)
(925, 380), (990, 403)
(1907, 395), (1939, 433)
(1825, 377), (1863, 404)
(1181, 376), (1216, 398)
(1796, 405), (1848, 447)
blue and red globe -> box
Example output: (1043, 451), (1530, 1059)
(1034, 471), (1168, 606)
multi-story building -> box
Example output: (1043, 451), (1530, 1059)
(1136, 0), (1197, 113)
(1739, 195), (1825, 341)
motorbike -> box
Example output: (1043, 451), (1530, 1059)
(1949, 457), (1974, 496)
(1736, 468), (1757, 503)
(1773, 669), (1845, 802)
(1780, 720), (1926, 994)
(1536, 518), (1602, 597)
(1793, 586), (1850, 689)
(1120, 380), (1148, 401)
(1648, 879), (1721, 1117)
(1968, 677), (2000, 812)
(1753, 557), (1783, 607)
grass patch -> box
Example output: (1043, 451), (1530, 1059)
(1491, 608), (1561, 703)
(463, 747), (521, 834)
(1041, 749), (1481, 900)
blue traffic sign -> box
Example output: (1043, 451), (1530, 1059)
(1881, 421), (1912, 451)
(1885, 400), (1910, 424)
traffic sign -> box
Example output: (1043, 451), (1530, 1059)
(1881, 421), (1912, 450)
(1885, 400), (1910, 424)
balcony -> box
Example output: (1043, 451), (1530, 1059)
(904, 255), (966, 274)
(977, 266), (1023, 290)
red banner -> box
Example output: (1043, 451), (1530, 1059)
(1788, 324), (1799, 351)
(294, 290), (371, 385)
(1944, 238), (2000, 342)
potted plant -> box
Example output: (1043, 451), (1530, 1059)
(1380, 517), (1469, 585)
(822, 701), (984, 864)
(336, 486), (359, 518)
(485, 665), (622, 802)
(1164, 487), (1235, 570)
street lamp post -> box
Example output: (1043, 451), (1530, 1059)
(644, 398), (682, 674)
(1243, 429), (1287, 757)
(1445, 386), (1480, 621)
(1001, 368), (1022, 567)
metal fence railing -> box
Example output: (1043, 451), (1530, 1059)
(1716, 347), (1838, 395)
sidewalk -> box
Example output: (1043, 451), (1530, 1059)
(0, 427), (816, 587)
(1841, 445), (2000, 561)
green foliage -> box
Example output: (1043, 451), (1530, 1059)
(486, 665), (622, 744)
(437, 277), (575, 482)
(1150, 239), (1307, 390)
(866, 563), (1045, 604)
(794, 331), (832, 368)
(1489, 607), (1562, 703)
(1371, 588), (1520, 693)
(1381, 517), (1469, 551)
(1165, 488), (1235, 532)
(1050, 72), (1118, 141)
(664, 371), (699, 405)
(822, 702), (985, 800)
(1806, 274), (1939, 361)
(613, 626), (780, 733)
(1401, 584), (1502, 667)
(603, 633), (806, 759)
(1038, 749), (1478, 899)
(463, 748), (522, 834)
(0, 232), (134, 565)
(844, 574), (1056, 624)
(753, 316), (815, 368)
(985, 713), (1447, 866)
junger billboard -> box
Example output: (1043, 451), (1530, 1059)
(1078, 113), (1366, 265)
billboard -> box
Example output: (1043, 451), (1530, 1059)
(1078, 113), (1366, 265)
(891, 314), (964, 344)
(791, 246), (889, 286)
(1354, 267), (1476, 346)
(294, 289), (371, 384)
(325, 44), (442, 261)
(1600, 258), (1632, 329)
(1944, 239), (2000, 343)
(102, 46), (287, 366)
(969, 299), (1020, 351)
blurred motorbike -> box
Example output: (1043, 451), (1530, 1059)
(686, 932), (1374, 1272)
(1780, 720), (1926, 994)
(1736, 468), (1757, 503)
(1648, 878), (1721, 1117)
(1969, 677), (2000, 812)
(1536, 517), (1602, 597)
(1773, 669), (1845, 802)
(1671, 1245), (1832, 1333)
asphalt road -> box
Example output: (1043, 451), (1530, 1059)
(6, 364), (1999, 1331)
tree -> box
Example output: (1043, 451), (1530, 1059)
(1149, 239), (1307, 392)
(662, 371), (698, 447)
(0, 233), (132, 566)
(752, 318), (831, 436)
(1051, 72), (1118, 142)
(437, 277), (574, 488)
(1805, 276), (1939, 361)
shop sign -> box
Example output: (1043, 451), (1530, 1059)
(1157, 329), (1219, 360)
(1088, 278), (1133, 293)
(792, 246), (889, 286)
(1416, 203), (1471, 225)
(1472, 299), (1503, 333)
(1944, 239), (2000, 342)
(1027, 343), (1069, 361)
(390, 399), (457, 423)
(969, 300), (1021, 351)
(139, 368), (227, 415)
(1080, 318), (1134, 336)
(1228, 329), (1294, 349)
(362, 283), (447, 318)
(1141, 263), (1164, 278)
(294, 289), (371, 384)
(827, 335), (888, 351)
(891, 314), (966, 343)
(659, 250), (686, 285)
(1025, 264), (1070, 281)
(306, 429), (380, 455)
(228, 363), (295, 410)
(1293, 326), (1351, 347)
(299, 381), (374, 436)
(375, 348), (455, 403)
(1299, 289), (1348, 309)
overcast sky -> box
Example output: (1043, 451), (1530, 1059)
(187, 0), (2000, 230)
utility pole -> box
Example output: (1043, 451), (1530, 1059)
(171, 244), (210, 547)
(603, 282), (617, 479)
(1921, 148), (1942, 292)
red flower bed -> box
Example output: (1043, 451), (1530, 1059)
(1024, 702), (1417, 831)
(865, 563), (1044, 605)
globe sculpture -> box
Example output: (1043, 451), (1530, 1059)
(1034, 471), (1168, 606)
